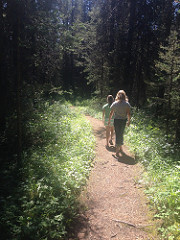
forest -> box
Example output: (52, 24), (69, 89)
(0, 0), (180, 239)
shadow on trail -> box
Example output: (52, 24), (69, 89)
(93, 126), (105, 139)
(66, 214), (88, 240)
(67, 213), (106, 240)
(112, 152), (136, 165)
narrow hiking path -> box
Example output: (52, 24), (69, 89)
(68, 115), (159, 240)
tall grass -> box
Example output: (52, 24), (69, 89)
(0, 101), (95, 240)
(125, 108), (180, 240)
(73, 97), (103, 119)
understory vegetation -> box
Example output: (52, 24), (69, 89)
(126, 109), (180, 240)
(1, 1), (179, 239)
(0, 95), (179, 239)
(76, 98), (180, 240)
(0, 101), (95, 240)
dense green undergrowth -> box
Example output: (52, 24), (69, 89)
(75, 98), (180, 240)
(0, 101), (95, 240)
(125, 109), (180, 240)
(73, 97), (103, 119)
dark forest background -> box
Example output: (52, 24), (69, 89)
(0, 1), (180, 239)
(0, 0), (180, 162)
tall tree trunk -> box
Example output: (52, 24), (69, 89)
(126, 0), (137, 90)
(175, 109), (180, 142)
(0, 1), (6, 135)
(101, 57), (104, 97)
(155, 85), (165, 116)
(16, 17), (22, 165)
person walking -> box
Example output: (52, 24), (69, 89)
(102, 95), (115, 147)
(108, 90), (131, 157)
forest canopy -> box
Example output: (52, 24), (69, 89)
(0, 0), (180, 160)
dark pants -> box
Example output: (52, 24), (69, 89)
(114, 119), (127, 146)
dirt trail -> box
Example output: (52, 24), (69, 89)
(68, 115), (158, 240)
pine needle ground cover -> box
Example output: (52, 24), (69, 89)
(0, 101), (95, 240)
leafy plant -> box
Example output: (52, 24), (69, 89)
(0, 101), (95, 240)
(125, 108), (180, 240)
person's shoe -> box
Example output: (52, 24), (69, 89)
(115, 152), (120, 158)
(106, 144), (110, 149)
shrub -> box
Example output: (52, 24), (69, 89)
(0, 101), (95, 240)
(125, 108), (180, 240)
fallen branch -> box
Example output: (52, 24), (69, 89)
(112, 219), (136, 228)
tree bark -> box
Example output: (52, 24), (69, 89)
(16, 17), (22, 165)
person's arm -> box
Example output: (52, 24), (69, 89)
(102, 109), (105, 122)
(126, 108), (131, 126)
(108, 109), (114, 125)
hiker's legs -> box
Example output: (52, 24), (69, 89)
(114, 119), (126, 155)
(109, 126), (114, 144)
(106, 125), (110, 146)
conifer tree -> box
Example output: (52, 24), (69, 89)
(155, 29), (180, 139)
